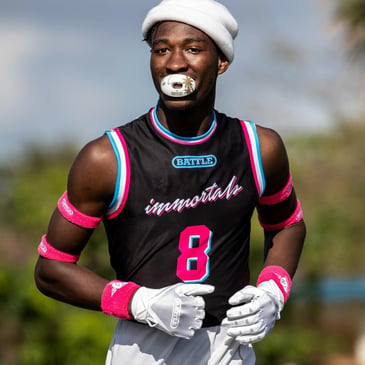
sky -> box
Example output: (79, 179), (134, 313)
(0, 0), (364, 163)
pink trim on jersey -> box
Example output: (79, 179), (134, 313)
(58, 191), (103, 229)
(259, 173), (293, 205)
(106, 128), (131, 219)
(149, 108), (217, 145)
(259, 199), (303, 231)
(38, 234), (80, 263)
(240, 121), (265, 197)
(101, 280), (140, 319)
(257, 265), (292, 302)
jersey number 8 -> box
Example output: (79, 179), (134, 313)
(176, 225), (212, 283)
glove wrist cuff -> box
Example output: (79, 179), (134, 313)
(101, 280), (140, 319)
(257, 265), (292, 303)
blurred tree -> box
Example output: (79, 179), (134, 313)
(0, 146), (115, 365)
(336, 0), (365, 59)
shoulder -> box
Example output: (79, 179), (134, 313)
(67, 134), (116, 215)
(256, 125), (286, 161)
(255, 125), (290, 195)
(71, 134), (114, 175)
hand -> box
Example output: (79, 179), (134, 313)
(222, 280), (283, 344)
(131, 283), (215, 339)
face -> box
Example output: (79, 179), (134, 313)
(149, 21), (229, 111)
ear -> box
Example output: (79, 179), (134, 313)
(217, 54), (230, 75)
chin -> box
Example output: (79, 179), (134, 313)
(161, 96), (197, 111)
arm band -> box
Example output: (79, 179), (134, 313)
(58, 191), (103, 229)
(38, 234), (81, 263)
(259, 199), (303, 231)
(258, 173), (293, 205)
(101, 280), (141, 319)
(257, 265), (292, 302)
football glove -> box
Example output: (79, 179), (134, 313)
(222, 280), (284, 344)
(131, 282), (215, 339)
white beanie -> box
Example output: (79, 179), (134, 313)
(142, 0), (239, 63)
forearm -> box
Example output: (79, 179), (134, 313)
(35, 257), (108, 311)
(263, 220), (306, 277)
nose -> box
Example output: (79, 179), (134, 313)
(166, 50), (188, 73)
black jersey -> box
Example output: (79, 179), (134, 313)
(103, 107), (265, 326)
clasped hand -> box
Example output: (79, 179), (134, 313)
(222, 282), (283, 344)
(131, 283), (214, 339)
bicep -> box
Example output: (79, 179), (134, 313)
(45, 135), (116, 254)
(46, 209), (95, 254)
(67, 135), (116, 216)
(256, 126), (301, 227)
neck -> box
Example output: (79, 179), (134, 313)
(156, 96), (216, 137)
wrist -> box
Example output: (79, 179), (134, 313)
(101, 280), (140, 319)
(130, 286), (148, 321)
(257, 280), (284, 315)
(130, 286), (161, 323)
(256, 265), (292, 303)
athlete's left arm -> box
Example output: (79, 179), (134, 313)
(222, 126), (306, 345)
(256, 125), (306, 277)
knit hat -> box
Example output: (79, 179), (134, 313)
(142, 0), (239, 63)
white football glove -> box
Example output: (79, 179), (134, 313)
(131, 283), (215, 339)
(222, 280), (284, 344)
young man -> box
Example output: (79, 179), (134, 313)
(34, 0), (306, 364)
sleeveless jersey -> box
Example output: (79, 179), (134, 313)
(103, 107), (265, 326)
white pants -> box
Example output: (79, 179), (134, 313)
(106, 320), (255, 365)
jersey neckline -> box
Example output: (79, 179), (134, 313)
(149, 105), (217, 145)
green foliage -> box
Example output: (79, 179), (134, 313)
(0, 146), (115, 365)
(336, 0), (365, 59)
(286, 122), (365, 277)
(1, 121), (365, 364)
(254, 324), (342, 365)
(1, 147), (75, 234)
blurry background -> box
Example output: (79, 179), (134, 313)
(0, 0), (364, 364)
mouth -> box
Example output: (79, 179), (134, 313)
(172, 82), (183, 89)
(160, 74), (196, 98)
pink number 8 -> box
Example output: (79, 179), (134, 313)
(176, 225), (212, 282)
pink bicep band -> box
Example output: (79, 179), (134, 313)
(38, 235), (80, 263)
(258, 173), (293, 205)
(58, 191), (103, 229)
(259, 199), (303, 231)
(257, 265), (292, 302)
(101, 280), (140, 319)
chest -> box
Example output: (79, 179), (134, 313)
(122, 123), (258, 221)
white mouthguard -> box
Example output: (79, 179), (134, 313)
(160, 74), (196, 98)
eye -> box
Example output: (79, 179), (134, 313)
(187, 47), (201, 54)
(153, 47), (169, 55)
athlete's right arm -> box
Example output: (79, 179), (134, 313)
(34, 134), (116, 311)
